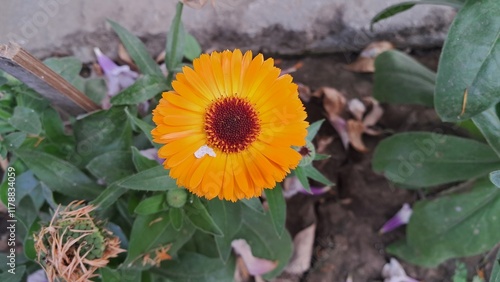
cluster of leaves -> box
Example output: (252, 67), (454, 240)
(0, 2), (329, 281)
(371, 0), (500, 278)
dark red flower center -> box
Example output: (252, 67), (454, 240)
(205, 97), (261, 153)
(299, 146), (311, 156)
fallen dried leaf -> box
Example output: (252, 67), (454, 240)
(280, 61), (304, 75)
(347, 119), (368, 152)
(348, 98), (366, 121)
(234, 257), (251, 282)
(319, 87), (347, 116)
(345, 41), (394, 73)
(298, 83), (312, 103)
(363, 97), (384, 128)
(232, 239), (278, 276)
(285, 224), (316, 275)
(118, 44), (136, 68)
(316, 136), (333, 154)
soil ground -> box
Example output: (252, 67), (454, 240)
(277, 49), (494, 282)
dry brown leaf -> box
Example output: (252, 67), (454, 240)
(320, 87), (346, 118)
(280, 61), (304, 75)
(347, 119), (368, 152)
(348, 98), (366, 121)
(285, 224), (316, 275)
(118, 44), (137, 68)
(297, 83), (312, 102)
(181, 0), (211, 9)
(363, 97), (384, 127)
(316, 136), (333, 154)
(234, 256), (251, 282)
(156, 50), (166, 63)
(92, 62), (103, 76)
(344, 41), (394, 73)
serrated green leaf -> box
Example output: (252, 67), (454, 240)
(166, 3), (185, 74)
(135, 194), (167, 215)
(86, 150), (135, 184)
(9, 106), (41, 135)
(185, 197), (223, 236)
(207, 199), (242, 262)
(264, 184), (286, 237)
(111, 75), (168, 105)
(407, 179), (500, 266)
(131, 146), (159, 172)
(184, 33), (202, 61)
(108, 20), (163, 77)
(238, 204), (293, 279)
(16, 149), (101, 199)
(371, 0), (464, 27)
(435, 0), (500, 121)
(374, 50), (435, 107)
(373, 132), (500, 187)
(170, 207), (184, 231)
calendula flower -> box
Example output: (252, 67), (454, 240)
(34, 201), (125, 282)
(152, 49), (308, 201)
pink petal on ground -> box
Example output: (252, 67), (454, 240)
(231, 239), (277, 276)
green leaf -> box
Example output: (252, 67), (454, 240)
(111, 75), (168, 105)
(9, 106), (41, 135)
(166, 3), (185, 74)
(72, 107), (132, 166)
(118, 166), (177, 191)
(42, 108), (73, 145)
(84, 78), (107, 104)
(407, 179), (500, 266)
(490, 249), (500, 282)
(170, 207), (184, 231)
(241, 198), (265, 214)
(86, 150), (135, 183)
(0, 265), (25, 282)
(44, 57), (84, 91)
(108, 20), (163, 77)
(153, 252), (235, 282)
(125, 107), (155, 145)
(124, 212), (195, 269)
(374, 50), (435, 107)
(185, 197), (223, 236)
(100, 267), (122, 282)
(135, 193), (167, 215)
(23, 219), (40, 260)
(371, 0), (464, 27)
(131, 146), (159, 172)
(264, 184), (286, 237)
(306, 119), (324, 142)
(16, 149), (101, 199)
(238, 204), (293, 279)
(472, 107), (500, 158)
(435, 0), (500, 121)
(303, 164), (333, 186)
(295, 166), (311, 192)
(314, 153), (330, 160)
(386, 239), (443, 268)
(184, 33), (202, 61)
(372, 132), (500, 187)
(3, 132), (26, 149)
(207, 199), (242, 262)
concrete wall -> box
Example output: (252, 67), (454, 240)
(0, 0), (456, 62)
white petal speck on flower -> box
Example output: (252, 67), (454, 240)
(232, 239), (277, 276)
(382, 258), (419, 282)
(194, 145), (216, 159)
(27, 269), (48, 282)
(379, 203), (413, 234)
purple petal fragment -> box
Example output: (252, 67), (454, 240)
(382, 258), (420, 282)
(379, 203), (412, 234)
(231, 239), (277, 276)
(283, 176), (331, 198)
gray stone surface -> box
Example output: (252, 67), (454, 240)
(0, 0), (457, 62)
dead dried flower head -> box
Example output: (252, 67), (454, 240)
(34, 201), (125, 282)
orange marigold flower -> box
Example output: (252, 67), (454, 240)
(152, 49), (308, 201)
